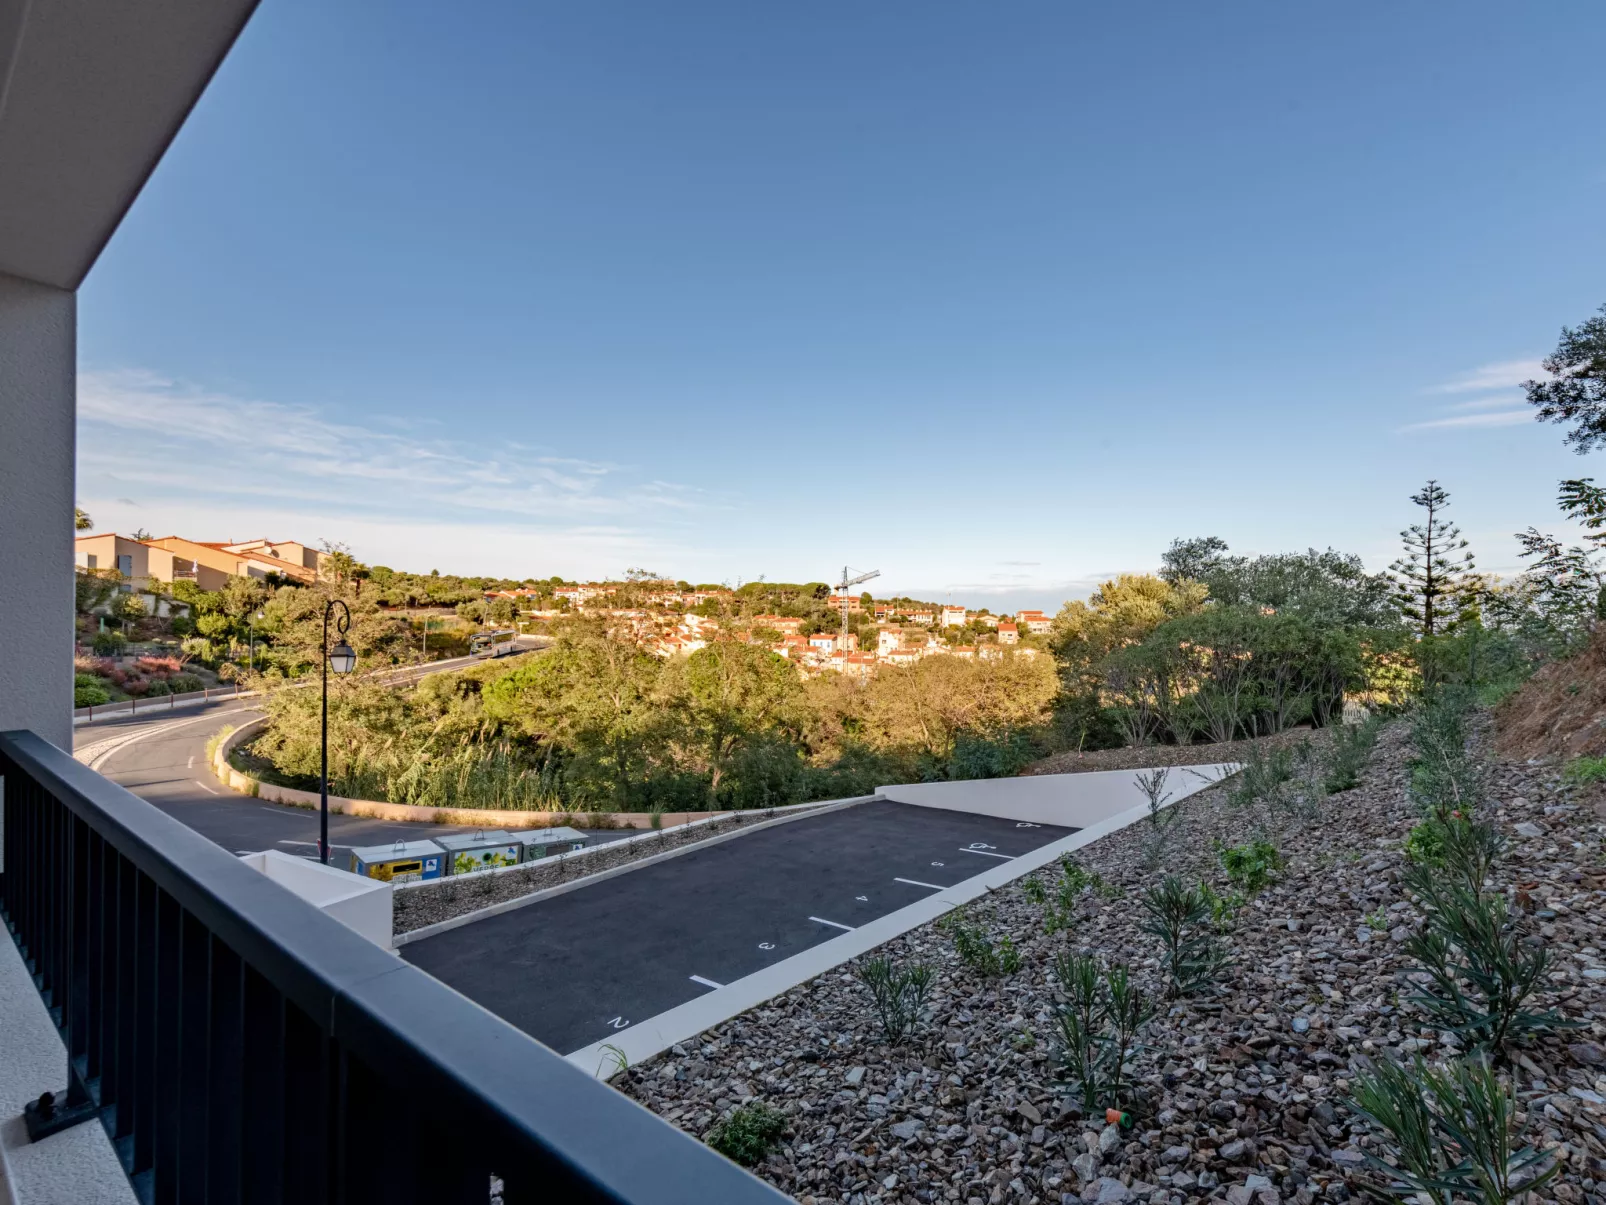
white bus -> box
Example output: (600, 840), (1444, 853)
(468, 629), (518, 659)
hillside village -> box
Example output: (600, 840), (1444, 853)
(483, 582), (1053, 676)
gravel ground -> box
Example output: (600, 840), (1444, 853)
(394, 804), (834, 936)
(1025, 731), (1315, 778)
(616, 720), (1606, 1205)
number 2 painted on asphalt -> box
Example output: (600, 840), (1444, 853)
(856, 895), (868, 902)
(607, 1016), (629, 1029)
(759, 942), (775, 950)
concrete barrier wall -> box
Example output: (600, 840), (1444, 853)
(878, 763), (1239, 828)
(212, 717), (833, 831)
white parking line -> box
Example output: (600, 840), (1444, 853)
(893, 877), (947, 891)
(808, 916), (855, 932)
(258, 807), (305, 818)
(959, 847), (1015, 860)
(689, 975), (724, 990)
(187, 755), (195, 768)
(193, 780), (219, 796)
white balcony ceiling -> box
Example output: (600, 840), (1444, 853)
(0, 0), (258, 290)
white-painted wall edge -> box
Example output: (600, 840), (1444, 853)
(394, 795), (879, 946)
(566, 767), (1235, 1077)
(878, 763), (1239, 827)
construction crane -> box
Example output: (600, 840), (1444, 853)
(834, 565), (881, 643)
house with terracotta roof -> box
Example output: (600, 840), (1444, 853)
(997, 622), (1019, 645)
(1016, 609), (1052, 635)
(940, 605), (967, 627)
(751, 614), (803, 635)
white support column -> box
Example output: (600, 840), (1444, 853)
(0, 270), (76, 750)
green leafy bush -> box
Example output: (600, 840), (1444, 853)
(1403, 864), (1570, 1052)
(1050, 953), (1154, 1113)
(1323, 715), (1382, 792)
(1347, 1056), (1558, 1204)
(1139, 876), (1226, 997)
(169, 673), (205, 694)
(91, 630), (127, 656)
(1217, 838), (1283, 896)
(941, 911), (1021, 977)
(73, 675), (110, 707)
(857, 956), (933, 1044)
(705, 1102), (788, 1167)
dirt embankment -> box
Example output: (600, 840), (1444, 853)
(1496, 626), (1606, 762)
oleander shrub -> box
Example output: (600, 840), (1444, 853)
(857, 956), (933, 1044)
(1050, 952), (1154, 1113)
(1139, 876), (1226, 998)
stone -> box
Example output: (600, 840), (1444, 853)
(1018, 1099), (1043, 1125)
(1246, 1175), (1273, 1192)
(882, 1174), (898, 1190)
(1513, 822), (1545, 838)
(890, 1119), (925, 1140)
(1162, 1145), (1192, 1164)
(1226, 1186), (1255, 1205)
(844, 1066), (865, 1085)
(1220, 1139), (1248, 1161)
(1330, 1149), (1366, 1169)
(1570, 1042), (1606, 1066)
(1073, 1152), (1101, 1184)
(1084, 1177), (1130, 1204)
(1291, 1016), (1311, 1034)
(1099, 1124), (1122, 1154)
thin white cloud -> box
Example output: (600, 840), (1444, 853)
(1399, 409), (1534, 431)
(1426, 358), (1545, 394)
(77, 369), (710, 526)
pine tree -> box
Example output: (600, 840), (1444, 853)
(1390, 480), (1478, 638)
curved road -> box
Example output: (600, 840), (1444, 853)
(70, 639), (625, 863)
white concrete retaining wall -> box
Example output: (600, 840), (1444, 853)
(878, 763), (1238, 827)
(237, 850), (394, 951)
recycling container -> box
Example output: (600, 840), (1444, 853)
(518, 826), (588, 862)
(349, 839), (445, 883)
(438, 830), (522, 876)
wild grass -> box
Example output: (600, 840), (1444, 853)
(705, 1102), (788, 1167)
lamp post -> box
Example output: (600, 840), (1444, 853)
(319, 599), (357, 864)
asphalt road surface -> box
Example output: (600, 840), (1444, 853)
(401, 800), (1076, 1056)
(71, 643), (630, 866)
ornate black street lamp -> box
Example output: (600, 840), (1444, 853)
(320, 599), (356, 864)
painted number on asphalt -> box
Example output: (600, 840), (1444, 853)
(856, 895), (868, 902)
(967, 842), (997, 851)
(931, 862), (944, 867)
(1016, 822), (1042, 828)
(607, 1017), (629, 1029)
(759, 942), (775, 950)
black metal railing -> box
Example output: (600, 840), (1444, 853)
(0, 729), (786, 1205)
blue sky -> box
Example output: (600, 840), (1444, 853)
(77, 1), (1606, 611)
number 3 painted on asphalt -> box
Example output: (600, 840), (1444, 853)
(759, 942), (775, 950)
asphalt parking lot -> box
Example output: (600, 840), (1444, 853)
(401, 800), (1076, 1055)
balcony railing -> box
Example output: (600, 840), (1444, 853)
(0, 729), (786, 1205)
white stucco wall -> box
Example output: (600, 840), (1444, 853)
(0, 270), (75, 750)
(878, 764), (1239, 828)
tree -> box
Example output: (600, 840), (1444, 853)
(488, 597), (517, 626)
(1525, 303), (1606, 452)
(131, 527), (153, 541)
(75, 507), (93, 531)
(680, 642), (804, 805)
(1049, 574), (1208, 695)
(1389, 480), (1478, 639)
(75, 569), (121, 615)
(1159, 536), (1229, 585)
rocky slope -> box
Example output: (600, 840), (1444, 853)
(617, 721), (1606, 1205)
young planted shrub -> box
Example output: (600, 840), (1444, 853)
(1229, 741), (1296, 809)
(1050, 952), (1154, 1113)
(73, 673), (110, 707)
(1138, 877), (1226, 997)
(1402, 866), (1569, 1053)
(1322, 714), (1382, 792)
(942, 911), (1021, 977)
(705, 1102), (789, 1167)
(1135, 767), (1175, 827)
(1217, 838), (1283, 897)
(857, 956), (933, 1045)
(1408, 688), (1481, 819)
(1347, 1056), (1557, 1205)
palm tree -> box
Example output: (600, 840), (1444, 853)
(75, 507), (93, 531)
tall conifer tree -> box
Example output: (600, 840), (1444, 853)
(1390, 480), (1478, 638)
